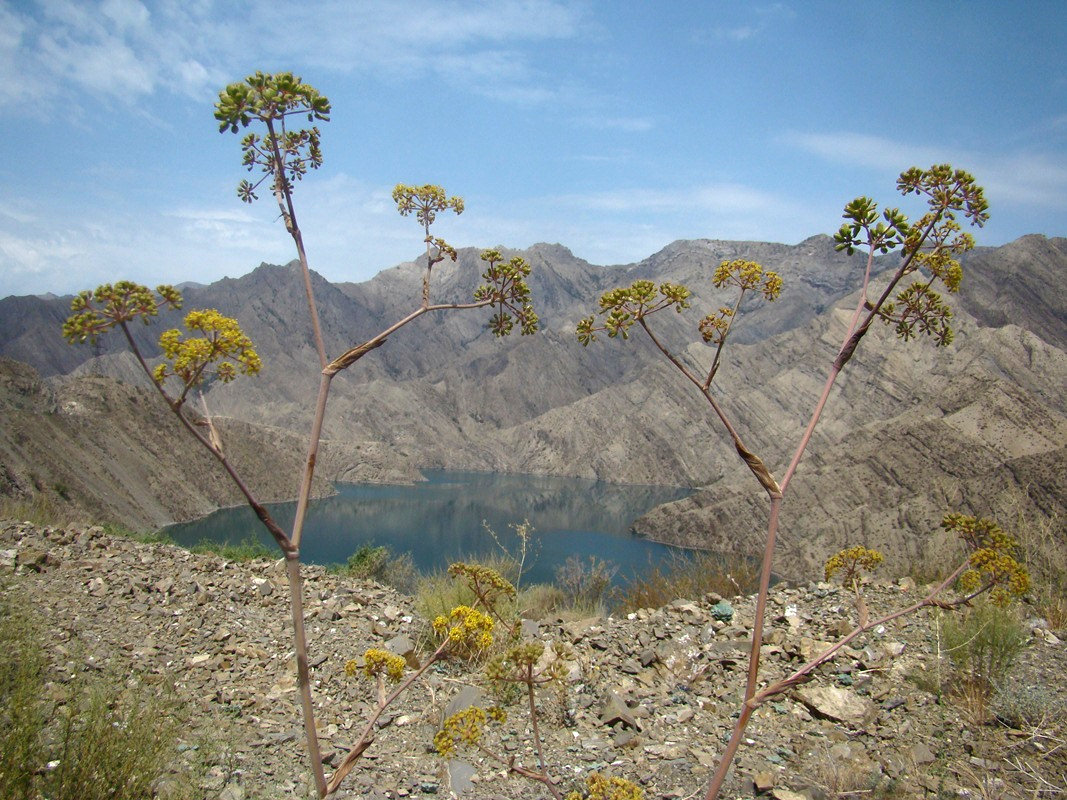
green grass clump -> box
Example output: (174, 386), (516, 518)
(415, 553), (522, 626)
(46, 685), (186, 800)
(0, 494), (67, 527)
(0, 583), (197, 799)
(992, 681), (1066, 729)
(190, 535), (274, 562)
(554, 555), (617, 617)
(0, 587), (46, 799)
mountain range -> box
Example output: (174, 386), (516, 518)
(1, 233), (1063, 578)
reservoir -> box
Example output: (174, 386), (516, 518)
(163, 470), (693, 587)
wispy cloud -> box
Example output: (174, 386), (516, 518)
(575, 114), (655, 132)
(1, 0), (224, 113)
(695, 3), (796, 44)
(2, 0), (586, 115)
(556, 182), (786, 215)
(783, 130), (1067, 209)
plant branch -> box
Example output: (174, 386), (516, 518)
(639, 318), (782, 498)
(326, 640), (451, 794)
(779, 212), (940, 496)
(264, 116), (328, 369)
(117, 321), (326, 795)
(703, 199), (966, 800)
(291, 372), (333, 549)
(703, 290), (746, 390)
(526, 666), (549, 775)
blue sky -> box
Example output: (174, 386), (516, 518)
(2, 1), (1065, 297)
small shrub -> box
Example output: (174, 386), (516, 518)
(336, 544), (418, 594)
(0, 584), (196, 800)
(614, 550), (759, 614)
(555, 555), (617, 616)
(482, 519), (539, 590)
(45, 683), (186, 800)
(415, 555), (522, 642)
(344, 543), (389, 576)
(516, 582), (567, 619)
(942, 601), (1027, 693)
(991, 681), (1066, 729)
(1007, 505), (1067, 631)
(0, 585), (46, 800)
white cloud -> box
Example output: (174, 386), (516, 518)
(0, 0), (231, 113)
(576, 115), (655, 132)
(783, 130), (1067, 210)
(555, 182), (785, 215)
(2, 0), (588, 115)
(697, 2), (796, 44)
(100, 0), (151, 31)
(782, 131), (946, 172)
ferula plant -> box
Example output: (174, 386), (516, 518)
(328, 566), (508, 793)
(63, 70), (539, 798)
(578, 165), (1007, 800)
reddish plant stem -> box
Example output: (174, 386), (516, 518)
(326, 640), (450, 794)
(290, 297), (499, 552)
(471, 742), (564, 800)
(703, 288), (747, 391)
(117, 321), (327, 794)
(265, 116), (328, 369)
(526, 665), (549, 775)
(702, 213), (949, 800)
(750, 559), (975, 704)
(287, 553), (328, 798)
(119, 323), (292, 551)
(291, 372), (332, 549)
(637, 318), (781, 498)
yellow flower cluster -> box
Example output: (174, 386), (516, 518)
(155, 309), (261, 388)
(432, 606), (495, 653)
(345, 649), (406, 683)
(824, 545), (884, 589)
(565, 772), (644, 800)
(62, 282), (183, 345)
(433, 707), (486, 759)
(698, 307), (734, 345)
(712, 259), (783, 301)
(942, 513), (1030, 606)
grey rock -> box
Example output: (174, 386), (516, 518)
(446, 760), (477, 796)
(599, 691), (640, 731)
(386, 634), (420, 669)
(795, 686), (874, 724)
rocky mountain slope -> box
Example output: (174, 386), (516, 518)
(4, 520), (1064, 799)
(0, 235), (1063, 576)
(0, 358), (402, 530)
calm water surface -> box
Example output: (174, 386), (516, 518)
(163, 470), (693, 587)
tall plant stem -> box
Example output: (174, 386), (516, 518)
(116, 321), (327, 793)
(288, 553), (328, 797)
(702, 216), (947, 800)
(527, 668), (550, 775)
(265, 117), (328, 369)
(291, 372), (333, 549)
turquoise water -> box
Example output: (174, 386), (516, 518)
(163, 470), (693, 587)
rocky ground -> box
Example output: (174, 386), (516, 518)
(3, 520), (1064, 800)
